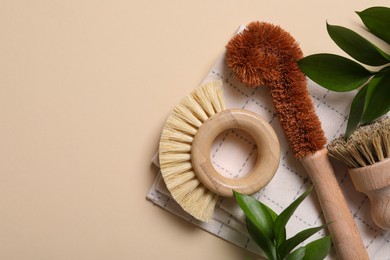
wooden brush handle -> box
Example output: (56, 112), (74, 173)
(301, 148), (368, 260)
(348, 158), (390, 230)
(191, 109), (280, 197)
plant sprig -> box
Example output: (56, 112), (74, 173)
(297, 6), (390, 138)
(234, 187), (331, 260)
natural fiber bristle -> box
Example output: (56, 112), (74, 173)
(226, 22), (303, 88)
(226, 21), (326, 159)
(328, 117), (390, 168)
(159, 80), (225, 222)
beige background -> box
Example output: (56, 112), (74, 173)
(1, 1), (388, 259)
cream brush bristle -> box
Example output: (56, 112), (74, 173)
(328, 117), (390, 168)
(159, 81), (225, 222)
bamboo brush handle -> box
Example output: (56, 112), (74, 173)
(348, 158), (390, 230)
(191, 109), (280, 197)
(301, 148), (369, 260)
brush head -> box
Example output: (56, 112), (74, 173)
(226, 22), (303, 88)
(328, 117), (390, 168)
(159, 81), (225, 222)
(226, 21), (326, 159)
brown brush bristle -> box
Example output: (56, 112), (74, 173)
(226, 21), (326, 159)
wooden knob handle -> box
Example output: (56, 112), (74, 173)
(191, 109), (280, 197)
(302, 148), (369, 260)
(348, 158), (390, 229)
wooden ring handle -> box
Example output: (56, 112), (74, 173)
(191, 109), (280, 197)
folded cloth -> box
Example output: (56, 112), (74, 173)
(147, 29), (390, 259)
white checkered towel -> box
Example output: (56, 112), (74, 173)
(147, 27), (390, 259)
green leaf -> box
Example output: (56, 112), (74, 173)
(246, 217), (277, 260)
(357, 7), (390, 44)
(286, 246), (305, 260)
(233, 191), (275, 240)
(286, 236), (332, 260)
(278, 224), (328, 259)
(327, 23), (390, 66)
(264, 204), (278, 222)
(345, 84), (369, 138)
(273, 186), (313, 246)
(378, 65), (390, 74)
(297, 54), (372, 92)
(361, 74), (390, 123)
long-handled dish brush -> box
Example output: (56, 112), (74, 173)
(225, 21), (369, 259)
(159, 80), (280, 222)
(328, 117), (390, 229)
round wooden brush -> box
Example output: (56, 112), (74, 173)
(226, 21), (368, 259)
(328, 117), (390, 229)
(159, 80), (280, 222)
